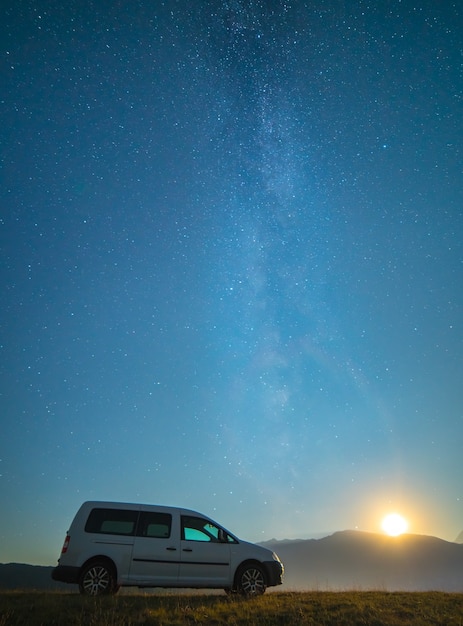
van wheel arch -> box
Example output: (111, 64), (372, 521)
(78, 557), (118, 595)
(233, 560), (267, 596)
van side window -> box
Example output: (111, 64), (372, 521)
(182, 516), (235, 543)
(85, 508), (138, 536)
(136, 512), (172, 538)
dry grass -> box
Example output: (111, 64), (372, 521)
(0, 590), (462, 625)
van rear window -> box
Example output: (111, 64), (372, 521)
(85, 508), (138, 536)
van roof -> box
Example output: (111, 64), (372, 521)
(79, 501), (210, 519)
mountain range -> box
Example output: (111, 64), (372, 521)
(1, 530), (462, 592)
(263, 530), (463, 591)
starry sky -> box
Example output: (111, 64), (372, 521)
(1, 0), (462, 566)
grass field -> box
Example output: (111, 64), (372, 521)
(0, 590), (462, 625)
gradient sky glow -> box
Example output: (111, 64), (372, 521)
(1, 0), (462, 566)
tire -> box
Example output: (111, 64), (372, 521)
(236, 563), (266, 596)
(78, 560), (117, 596)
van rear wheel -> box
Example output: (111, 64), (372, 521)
(79, 560), (117, 595)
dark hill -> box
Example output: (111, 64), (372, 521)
(0, 563), (68, 591)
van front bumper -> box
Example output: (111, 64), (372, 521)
(52, 565), (80, 584)
(263, 560), (284, 587)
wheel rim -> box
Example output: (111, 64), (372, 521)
(82, 565), (111, 595)
(240, 567), (265, 596)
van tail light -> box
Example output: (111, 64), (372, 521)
(61, 534), (71, 554)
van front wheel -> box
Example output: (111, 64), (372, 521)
(236, 563), (266, 596)
(79, 561), (117, 595)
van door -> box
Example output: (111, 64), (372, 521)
(178, 515), (232, 587)
(129, 510), (180, 585)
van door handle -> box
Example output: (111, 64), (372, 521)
(182, 548), (193, 552)
(166, 547), (177, 551)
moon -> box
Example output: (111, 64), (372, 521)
(381, 513), (408, 536)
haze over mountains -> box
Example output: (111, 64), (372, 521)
(1, 531), (462, 592)
(263, 531), (463, 592)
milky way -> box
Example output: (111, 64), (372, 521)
(1, 1), (462, 563)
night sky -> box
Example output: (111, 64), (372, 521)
(1, 0), (462, 566)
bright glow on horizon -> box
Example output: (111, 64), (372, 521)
(382, 513), (408, 536)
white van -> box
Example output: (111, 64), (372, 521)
(52, 501), (283, 596)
